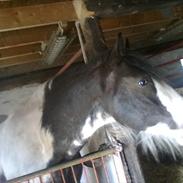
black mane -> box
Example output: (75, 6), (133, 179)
(123, 52), (161, 80)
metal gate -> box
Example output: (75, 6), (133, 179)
(7, 148), (131, 183)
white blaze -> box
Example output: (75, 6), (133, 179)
(153, 79), (183, 128)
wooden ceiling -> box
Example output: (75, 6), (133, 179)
(0, 0), (183, 88)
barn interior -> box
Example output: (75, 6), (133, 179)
(1, 0), (183, 182)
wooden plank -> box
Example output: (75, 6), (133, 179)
(0, 52), (42, 68)
(0, 52), (80, 79)
(0, 0), (71, 9)
(0, 67), (60, 92)
(0, 24), (57, 47)
(100, 11), (173, 30)
(0, 1), (77, 32)
(150, 19), (183, 43)
(103, 21), (171, 39)
(85, 0), (183, 17)
(0, 43), (42, 58)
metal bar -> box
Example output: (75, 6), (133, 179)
(112, 155), (122, 183)
(49, 173), (54, 183)
(60, 169), (66, 183)
(101, 157), (110, 183)
(119, 151), (132, 183)
(8, 148), (118, 183)
(91, 159), (99, 183)
(71, 166), (77, 183)
(75, 21), (88, 64)
(52, 48), (82, 80)
(81, 162), (90, 183)
(39, 176), (43, 183)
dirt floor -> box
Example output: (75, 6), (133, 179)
(140, 157), (183, 183)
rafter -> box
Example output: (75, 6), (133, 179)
(0, 52), (42, 68)
(0, 42), (42, 58)
(0, 1), (77, 32)
(0, 24), (57, 48)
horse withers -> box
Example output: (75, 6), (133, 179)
(0, 17), (183, 183)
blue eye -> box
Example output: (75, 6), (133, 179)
(139, 79), (148, 86)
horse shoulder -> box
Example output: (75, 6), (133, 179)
(0, 83), (55, 180)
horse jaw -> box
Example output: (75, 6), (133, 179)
(152, 79), (183, 128)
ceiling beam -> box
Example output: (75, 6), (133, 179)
(85, 0), (183, 17)
(0, 42), (42, 58)
(0, 52), (42, 68)
(100, 12), (172, 30)
(0, 1), (77, 32)
(0, 67), (60, 92)
(151, 19), (183, 43)
(0, 0), (72, 9)
(0, 24), (57, 48)
(0, 52), (81, 79)
(133, 19), (183, 49)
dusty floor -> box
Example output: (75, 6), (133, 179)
(140, 158), (183, 183)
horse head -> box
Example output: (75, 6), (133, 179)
(99, 32), (183, 162)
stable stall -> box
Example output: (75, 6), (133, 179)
(0, 1), (183, 183)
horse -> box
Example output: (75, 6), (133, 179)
(0, 17), (183, 183)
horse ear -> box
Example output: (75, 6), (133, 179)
(112, 33), (128, 58)
(84, 17), (108, 57)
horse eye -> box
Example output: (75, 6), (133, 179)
(138, 79), (148, 87)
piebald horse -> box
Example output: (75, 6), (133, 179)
(0, 17), (183, 183)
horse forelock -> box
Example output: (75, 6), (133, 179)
(123, 54), (160, 79)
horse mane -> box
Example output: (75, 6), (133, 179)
(123, 52), (162, 80)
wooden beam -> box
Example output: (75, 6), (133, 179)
(151, 19), (183, 43)
(0, 52), (81, 79)
(98, 11), (177, 49)
(85, 0), (183, 17)
(0, 1), (77, 32)
(0, 1), (72, 9)
(103, 21), (171, 40)
(0, 67), (60, 92)
(0, 24), (57, 47)
(73, 0), (94, 20)
(0, 52), (42, 68)
(133, 19), (183, 49)
(0, 42), (42, 58)
(100, 11), (174, 30)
